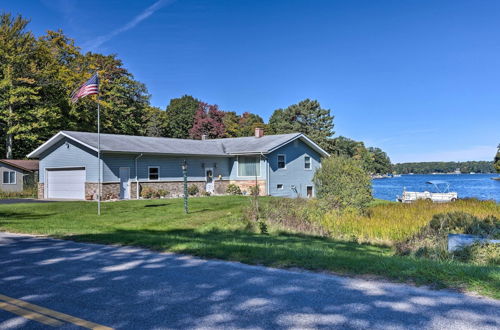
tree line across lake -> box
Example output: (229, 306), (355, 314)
(393, 161), (495, 174)
(0, 13), (394, 174)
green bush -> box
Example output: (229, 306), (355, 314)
(0, 188), (37, 199)
(248, 184), (260, 196)
(140, 187), (155, 199)
(313, 155), (372, 212)
(260, 197), (327, 236)
(157, 189), (169, 198)
(140, 187), (169, 199)
(453, 242), (500, 266)
(187, 184), (199, 196)
(396, 211), (500, 261)
(226, 184), (242, 195)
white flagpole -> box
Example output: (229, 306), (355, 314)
(97, 72), (101, 216)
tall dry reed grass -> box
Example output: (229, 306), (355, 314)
(321, 199), (500, 244)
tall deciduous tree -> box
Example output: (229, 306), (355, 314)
(189, 102), (226, 139)
(165, 95), (200, 138)
(223, 111), (266, 137)
(142, 106), (167, 137)
(367, 147), (393, 174)
(268, 99), (334, 150)
(0, 14), (41, 158)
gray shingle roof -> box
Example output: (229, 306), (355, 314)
(29, 131), (324, 158)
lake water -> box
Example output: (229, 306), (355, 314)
(372, 173), (500, 202)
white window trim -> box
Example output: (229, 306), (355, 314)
(237, 156), (261, 178)
(277, 154), (286, 169)
(306, 186), (313, 197)
(276, 184), (284, 190)
(2, 171), (16, 185)
(304, 156), (312, 170)
(148, 166), (160, 181)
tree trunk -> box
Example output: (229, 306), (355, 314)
(6, 104), (13, 159)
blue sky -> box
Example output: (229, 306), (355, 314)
(3, 0), (499, 163)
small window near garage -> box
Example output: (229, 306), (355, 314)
(2, 171), (15, 184)
(277, 155), (286, 169)
(304, 156), (311, 170)
(148, 166), (159, 181)
(277, 184), (284, 190)
(307, 186), (313, 198)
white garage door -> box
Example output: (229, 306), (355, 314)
(46, 168), (86, 199)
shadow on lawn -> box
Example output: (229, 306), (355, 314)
(60, 227), (500, 294)
(1, 233), (499, 329)
(0, 211), (56, 221)
(144, 204), (169, 208)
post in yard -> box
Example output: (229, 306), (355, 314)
(182, 159), (188, 214)
(70, 72), (100, 215)
(97, 71), (101, 216)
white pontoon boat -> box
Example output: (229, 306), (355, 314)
(397, 180), (458, 203)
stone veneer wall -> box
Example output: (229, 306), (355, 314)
(230, 180), (267, 195)
(37, 183), (44, 199)
(39, 180), (243, 200)
(85, 182), (120, 200)
(130, 180), (230, 199)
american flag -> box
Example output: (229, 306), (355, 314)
(70, 73), (99, 103)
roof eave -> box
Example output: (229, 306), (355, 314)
(27, 132), (98, 158)
(0, 160), (36, 172)
(266, 134), (330, 157)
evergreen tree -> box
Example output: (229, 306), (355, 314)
(268, 99), (334, 150)
(165, 95), (200, 138)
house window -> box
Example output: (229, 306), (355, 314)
(148, 166), (159, 181)
(307, 186), (313, 198)
(2, 171), (15, 184)
(304, 156), (311, 170)
(238, 156), (260, 177)
(277, 184), (284, 190)
(277, 155), (286, 169)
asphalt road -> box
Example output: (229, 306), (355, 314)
(0, 232), (498, 329)
(0, 199), (53, 204)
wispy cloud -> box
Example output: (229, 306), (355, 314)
(84, 0), (173, 51)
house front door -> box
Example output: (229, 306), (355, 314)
(205, 168), (214, 194)
(119, 167), (130, 199)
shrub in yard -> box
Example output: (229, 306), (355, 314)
(396, 211), (500, 261)
(157, 189), (169, 198)
(187, 184), (199, 196)
(313, 155), (372, 212)
(453, 242), (500, 266)
(203, 191), (211, 197)
(260, 197), (327, 236)
(226, 184), (242, 195)
(140, 187), (155, 199)
(248, 184), (260, 196)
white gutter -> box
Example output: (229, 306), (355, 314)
(135, 153), (143, 199)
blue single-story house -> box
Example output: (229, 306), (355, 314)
(28, 128), (329, 200)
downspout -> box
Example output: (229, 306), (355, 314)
(135, 153), (143, 199)
(260, 152), (270, 196)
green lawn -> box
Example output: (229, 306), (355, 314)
(0, 196), (498, 299)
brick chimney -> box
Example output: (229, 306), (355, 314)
(255, 127), (264, 138)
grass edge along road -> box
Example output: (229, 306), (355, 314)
(0, 196), (498, 299)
